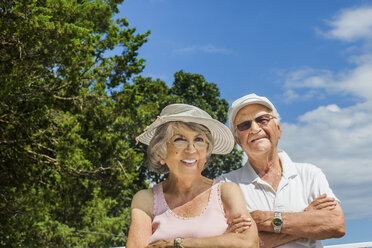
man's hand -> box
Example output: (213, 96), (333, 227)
(250, 210), (273, 232)
(146, 239), (173, 248)
(225, 213), (253, 233)
(305, 194), (337, 211)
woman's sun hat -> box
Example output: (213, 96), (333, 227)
(136, 103), (234, 154)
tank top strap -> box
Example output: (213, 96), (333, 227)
(210, 179), (224, 212)
(152, 183), (169, 217)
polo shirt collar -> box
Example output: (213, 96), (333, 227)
(239, 150), (298, 183)
(278, 150), (298, 179)
(240, 160), (259, 183)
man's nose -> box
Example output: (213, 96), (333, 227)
(250, 121), (261, 133)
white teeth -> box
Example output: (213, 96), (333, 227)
(182, 160), (196, 164)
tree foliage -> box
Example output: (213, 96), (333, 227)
(1, 0), (150, 246)
(0, 1), (243, 247)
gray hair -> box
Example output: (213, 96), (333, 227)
(147, 121), (214, 174)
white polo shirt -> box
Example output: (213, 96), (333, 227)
(218, 150), (338, 248)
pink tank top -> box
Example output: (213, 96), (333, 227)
(149, 180), (228, 243)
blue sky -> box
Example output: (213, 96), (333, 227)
(117, 0), (372, 245)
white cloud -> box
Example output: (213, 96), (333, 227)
(282, 89), (299, 103)
(278, 6), (372, 220)
(284, 67), (332, 89)
(174, 44), (231, 55)
(324, 6), (372, 42)
(279, 101), (372, 219)
(283, 57), (372, 101)
(284, 6), (372, 102)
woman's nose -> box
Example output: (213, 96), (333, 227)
(184, 142), (197, 152)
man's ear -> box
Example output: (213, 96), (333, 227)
(277, 122), (282, 139)
(234, 135), (241, 146)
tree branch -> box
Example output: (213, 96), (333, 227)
(25, 148), (58, 164)
(67, 166), (114, 175)
(0, 139), (26, 145)
(0, 118), (16, 125)
(117, 160), (130, 180)
(53, 94), (81, 101)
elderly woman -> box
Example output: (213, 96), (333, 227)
(126, 104), (259, 248)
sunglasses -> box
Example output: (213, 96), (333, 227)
(236, 114), (276, 132)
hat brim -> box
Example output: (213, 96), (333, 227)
(138, 116), (234, 155)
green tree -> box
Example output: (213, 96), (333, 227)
(1, 0), (150, 246)
(1, 1), (243, 247)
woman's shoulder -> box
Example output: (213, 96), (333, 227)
(219, 181), (241, 199)
(218, 181), (248, 215)
(219, 181), (240, 190)
(131, 188), (154, 215)
(132, 188), (153, 201)
(134, 188), (153, 198)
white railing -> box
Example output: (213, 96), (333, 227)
(115, 241), (372, 248)
(325, 242), (372, 248)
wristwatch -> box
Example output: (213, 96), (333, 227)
(174, 237), (184, 248)
(272, 211), (283, 233)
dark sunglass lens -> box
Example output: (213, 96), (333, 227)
(256, 115), (271, 124)
(237, 121), (252, 131)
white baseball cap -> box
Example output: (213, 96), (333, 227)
(228, 93), (280, 134)
(137, 103), (234, 154)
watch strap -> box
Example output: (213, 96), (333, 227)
(273, 211), (283, 233)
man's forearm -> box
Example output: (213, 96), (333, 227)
(258, 231), (298, 248)
(252, 204), (345, 240)
(281, 205), (345, 240)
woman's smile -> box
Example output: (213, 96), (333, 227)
(181, 159), (197, 165)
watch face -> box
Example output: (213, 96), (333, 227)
(273, 218), (283, 226)
(174, 238), (183, 247)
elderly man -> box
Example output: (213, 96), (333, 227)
(219, 93), (345, 247)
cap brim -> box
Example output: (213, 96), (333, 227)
(228, 98), (277, 133)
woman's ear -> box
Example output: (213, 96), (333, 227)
(160, 159), (166, 165)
